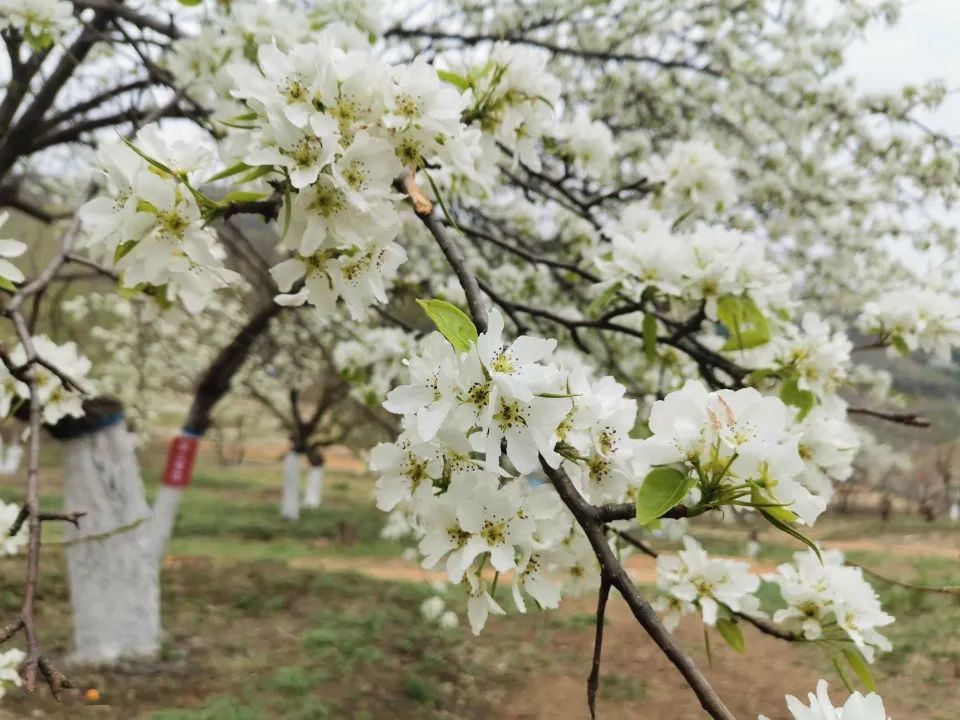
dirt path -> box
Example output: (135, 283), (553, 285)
(284, 549), (954, 720)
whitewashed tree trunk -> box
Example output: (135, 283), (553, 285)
(149, 485), (184, 564)
(950, 502), (960, 523)
(281, 452), (302, 520)
(303, 465), (325, 508)
(61, 421), (160, 664)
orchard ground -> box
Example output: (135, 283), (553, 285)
(0, 441), (958, 720)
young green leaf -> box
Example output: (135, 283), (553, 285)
(779, 376), (816, 420)
(634, 467), (695, 526)
(204, 161), (252, 184)
(218, 190), (270, 205)
(113, 240), (139, 264)
(642, 313), (658, 363)
(757, 506), (821, 562)
(750, 486), (797, 523)
(890, 334), (910, 357)
(121, 138), (175, 176)
(437, 69), (471, 91)
(717, 294), (771, 351)
(416, 298), (479, 353)
(832, 654), (855, 693)
(842, 648), (877, 692)
(715, 618), (745, 653)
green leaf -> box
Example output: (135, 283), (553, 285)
(23, 28), (54, 51)
(0, 276), (16, 292)
(890, 335), (910, 357)
(281, 174), (293, 240)
(642, 314), (658, 363)
(842, 648), (876, 692)
(832, 654), (855, 693)
(122, 138), (175, 176)
(219, 190), (270, 205)
(717, 294), (771, 351)
(587, 283), (619, 316)
(205, 161), (251, 184)
(416, 298), (479, 353)
(634, 467), (695, 526)
(745, 367), (780, 386)
(779, 376), (815, 420)
(113, 240), (138, 264)
(177, 0), (203, 5)
(751, 486), (797, 523)
(715, 618), (745, 653)
(437, 69), (471, 91)
(423, 169), (459, 230)
(757, 506), (821, 562)
(238, 165), (275, 184)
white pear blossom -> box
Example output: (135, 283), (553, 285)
(0, 213), (26, 287)
(759, 679), (890, 720)
(555, 110), (616, 180)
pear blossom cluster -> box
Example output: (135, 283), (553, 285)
(454, 42), (562, 172)
(653, 536), (762, 630)
(554, 111), (616, 181)
(0, 336), (91, 425)
(857, 288), (960, 362)
(331, 327), (416, 406)
(0, 0), (75, 47)
(637, 380), (830, 525)
(760, 679), (890, 720)
(646, 139), (738, 216)
(595, 202), (792, 321)
(653, 542), (893, 666)
(79, 129), (239, 313)
(766, 549), (894, 663)
(371, 309), (644, 632)
(0, 647), (24, 701)
(0, 500), (27, 556)
(229, 42), (479, 317)
(165, 0), (380, 113)
(758, 313), (853, 398)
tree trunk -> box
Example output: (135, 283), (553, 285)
(281, 452), (302, 520)
(950, 502), (959, 522)
(303, 464), (325, 508)
(60, 418), (160, 664)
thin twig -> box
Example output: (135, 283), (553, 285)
(587, 576), (611, 720)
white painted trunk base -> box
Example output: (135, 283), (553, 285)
(303, 466), (325, 508)
(149, 484), (185, 564)
(281, 452), (302, 520)
(61, 423), (160, 664)
(950, 503), (960, 522)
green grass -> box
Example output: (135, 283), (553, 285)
(2, 458), (960, 719)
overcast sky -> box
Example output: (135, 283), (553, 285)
(846, 0), (960, 132)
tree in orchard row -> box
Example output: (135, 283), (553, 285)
(1, 1), (959, 718)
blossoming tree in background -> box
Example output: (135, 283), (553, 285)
(0, 0), (959, 717)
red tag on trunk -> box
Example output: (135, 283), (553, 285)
(162, 434), (200, 488)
